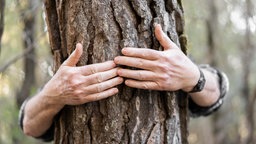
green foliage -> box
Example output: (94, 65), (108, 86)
(0, 0), (51, 143)
(0, 0), (255, 143)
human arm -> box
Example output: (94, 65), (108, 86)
(114, 24), (226, 108)
(20, 43), (123, 138)
(188, 64), (228, 116)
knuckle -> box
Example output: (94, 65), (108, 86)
(78, 95), (86, 103)
(97, 84), (103, 92)
(60, 74), (69, 83)
(95, 94), (101, 101)
(142, 83), (149, 89)
(83, 87), (93, 94)
(96, 74), (103, 83)
(72, 95), (84, 104)
(158, 63), (169, 72)
(138, 71), (143, 80)
(159, 74), (169, 81)
(142, 51), (149, 57)
(70, 78), (80, 86)
(89, 65), (97, 74)
(136, 59), (144, 67)
(86, 95), (99, 102)
(156, 82), (164, 90)
(161, 52), (172, 62)
(156, 80), (168, 90)
(73, 90), (82, 96)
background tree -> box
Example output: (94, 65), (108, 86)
(0, 0), (255, 143)
(0, 0), (49, 143)
(15, 0), (38, 107)
(241, 0), (256, 143)
(0, 0), (5, 53)
(205, 1), (228, 144)
(184, 0), (256, 143)
(44, 0), (188, 143)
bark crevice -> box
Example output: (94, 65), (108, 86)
(44, 0), (188, 143)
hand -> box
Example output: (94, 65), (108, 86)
(42, 43), (123, 106)
(114, 24), (199, 92)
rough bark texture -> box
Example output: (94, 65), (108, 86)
(44, 0), (188, 143)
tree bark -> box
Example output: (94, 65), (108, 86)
(44, 0), (188, 143)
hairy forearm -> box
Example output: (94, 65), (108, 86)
(189, 69), (220, 107)
(23, 90), (64, 137)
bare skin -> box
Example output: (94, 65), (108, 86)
(22, 25), (220, 138)
(23, 43), (123, 137)
(114, 24), (220, 106)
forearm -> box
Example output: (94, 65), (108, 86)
(23, 90), (64, 137)
(20, 43), (122, 139)
(189, 69), (220, 107)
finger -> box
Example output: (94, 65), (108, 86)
(62, 43), (83, 66)
(82, 88), (119, 103)
(84, 68), (118, 85)
(125, 79), (159, 90)
(114, 56), (157, 70)
(84, 77), (123, 94)
(154, 24), (178, 51)
(78, 61), (116, 76)
(117, 69), (156, 81)
(120, 48), (161, 60)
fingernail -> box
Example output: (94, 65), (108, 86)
(114, 88), (119, 93)
(121, 48), (126, 54)
(124, 80), (129, 85)
(114, 57), (120, 62)
(116, 68), (121, 75)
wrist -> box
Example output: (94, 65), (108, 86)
(183, 67), (206, 93)
(182, 66), (201, 92)
(39, 88), (64, 113)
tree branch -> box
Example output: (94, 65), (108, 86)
(0, 46), (33, 73)
(0, 32), (46, 73)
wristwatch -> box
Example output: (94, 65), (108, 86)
(189, 68), (206, 93)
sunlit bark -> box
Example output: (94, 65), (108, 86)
(44, 0), (189, 143)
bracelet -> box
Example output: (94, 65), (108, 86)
(189, 67), (206, 93)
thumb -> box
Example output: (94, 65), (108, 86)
(62, 43), (83, 66)
(154, 24), (178, 51)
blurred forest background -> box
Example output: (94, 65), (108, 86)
(0, 0), (255, 144)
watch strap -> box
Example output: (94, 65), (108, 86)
(189, 67), (206, 93)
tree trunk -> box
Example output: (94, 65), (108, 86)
(242, 0), (255, 143)
(15, 0), (38, 107)
(205, 1), (226, 144)
(0, 0), (5, 53)
(44, 0), (188, 143)
(206, 0), (217, 67)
